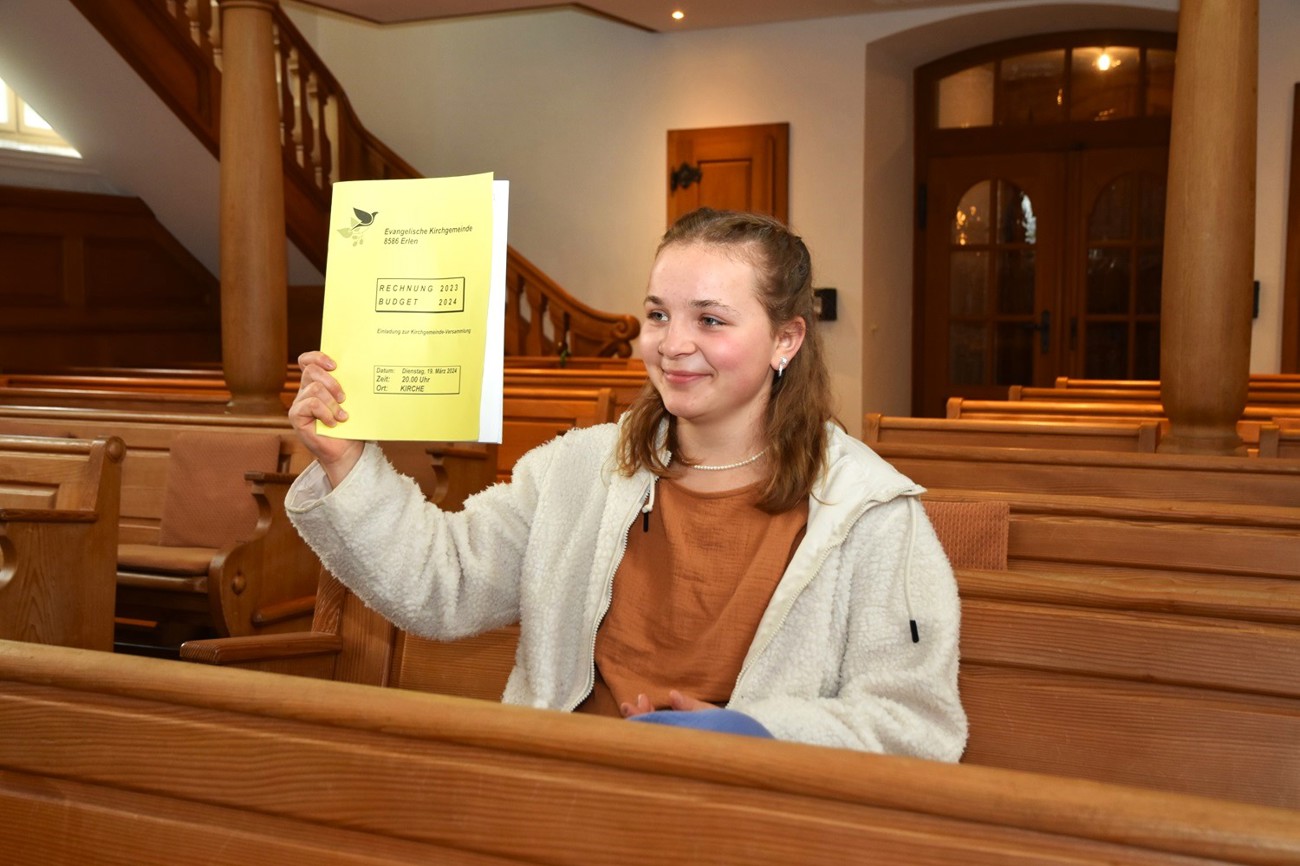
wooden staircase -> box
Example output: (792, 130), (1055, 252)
(68, 0), (638, 358)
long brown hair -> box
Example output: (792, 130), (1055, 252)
(616, 208), (834, 513)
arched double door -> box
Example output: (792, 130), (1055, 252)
(913, 32), (1175, 416)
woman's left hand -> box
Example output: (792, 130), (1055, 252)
(620, 689), (718, 717)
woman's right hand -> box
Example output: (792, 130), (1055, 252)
(290, 350), (364, 486)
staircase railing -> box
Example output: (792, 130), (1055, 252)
(69, 0), (638, 357)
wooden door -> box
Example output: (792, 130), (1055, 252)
(915, 148), (1168, 415)
(1066, 147), (1168, 380)
(666, 123), (789, 225)
(917, 152), (1067, 417)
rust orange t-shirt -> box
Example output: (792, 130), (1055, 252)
(577, 477), (808, 717)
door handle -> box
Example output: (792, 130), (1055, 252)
(1022, 310), (1051, 353)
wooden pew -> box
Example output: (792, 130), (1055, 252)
(0, 436), (124, 651)
(922, 488), (1300, 599)
(1011, 384), (1300, 406)
(0, 409), (319, 647)
(864, 412), (1161, 452)
(947, 396), (1300, 450)
(182, 490), (1300, 809)
(0, 408), (480, 650)
(0, 384), (275, 414)
(957, 563), (1300, 808)
(0, 372), (300, 391)
(377, 440), (499, 507)
(498, 386), (617, 481)
(0, 407), (497, 649)
(504, 355), (645, 371)
(502, 368), (648, 416)
(1054, 374), (1300, 392)
(1259, 418), (1300, 458)
(0, 369), (643, 430)
(924, 489), (1300, 807)
(4, 639), (1297, 865)
(870, 441), (1300, 507)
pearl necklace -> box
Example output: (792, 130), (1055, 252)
(689, 448), (767, 471)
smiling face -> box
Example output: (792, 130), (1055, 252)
(639, 242), (803, 446)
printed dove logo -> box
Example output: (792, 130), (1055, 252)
(337, 207), (378, 245)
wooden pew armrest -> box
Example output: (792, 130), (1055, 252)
(180, 631), (343, 666)
(203, 471), (321, 637)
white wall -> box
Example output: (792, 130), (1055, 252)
(289, 0), (1300, 427)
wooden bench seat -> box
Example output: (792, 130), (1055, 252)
(864, 412), (1161, 452)
(4, 638), (1297, 865)
(0, 435), (124, 651)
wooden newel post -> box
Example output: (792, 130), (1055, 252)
(218, 0), (288, 415)
(1158, 0), (1259, 455)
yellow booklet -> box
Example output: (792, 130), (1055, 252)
(317, 173), (508, 442)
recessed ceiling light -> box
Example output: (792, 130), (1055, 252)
(671, 10), (685, 21)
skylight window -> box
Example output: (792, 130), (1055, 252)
(0, 77), (81, 159)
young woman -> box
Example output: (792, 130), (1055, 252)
(286, 208), (966, 759)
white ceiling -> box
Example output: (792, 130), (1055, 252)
(289, 0), (1006, 31)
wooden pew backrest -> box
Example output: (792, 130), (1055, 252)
(874, 440), (1300, 507)
(0, 409), (310, 544)
(0, 435), (123, 650)
(865, 412), (1160, 452)
(8, 639), (1300, 866)
(503, 368), (648, 416)
(499, 386), (616, 480)
(957, 564), (1300, 809)
(1013, 384), (1300, 405)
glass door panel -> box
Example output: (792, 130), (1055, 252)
(1073, 148), (1167, 381)
(920, 153), (1065, 415)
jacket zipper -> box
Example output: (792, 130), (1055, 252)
(729, 493), (883, 703)
(562, 476), (650, 711)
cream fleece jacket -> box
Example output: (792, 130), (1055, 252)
(286, 422), (967, 760)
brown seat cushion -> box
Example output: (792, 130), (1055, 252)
(922, 499), (1010, 571)
(158, 432), (281, 549)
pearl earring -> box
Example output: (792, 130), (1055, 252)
(776, 357), (788, 379)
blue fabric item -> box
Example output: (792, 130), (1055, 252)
(628, 708), (774, 739)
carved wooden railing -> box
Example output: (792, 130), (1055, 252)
(68, 0), (638, 358)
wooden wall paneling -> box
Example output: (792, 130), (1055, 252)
(0, 186), (220, 370)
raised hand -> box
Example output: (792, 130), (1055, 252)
(289, 350), (364, 486)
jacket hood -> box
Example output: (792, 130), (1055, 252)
(816, 424), (925, 511)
